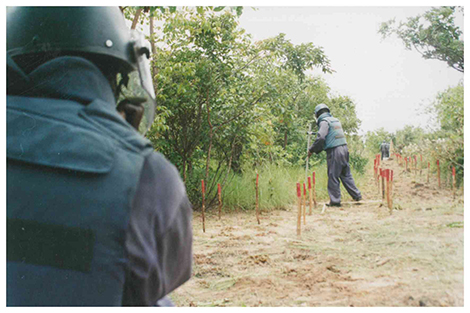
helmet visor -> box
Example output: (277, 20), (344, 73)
(117, 31), (156, 135)
(118, 71), (156, 135)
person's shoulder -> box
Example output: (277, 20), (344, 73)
(144, 152), (182, 185)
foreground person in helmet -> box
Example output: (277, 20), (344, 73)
(308, 104), (362, 207)
(7, 7), (192, 306)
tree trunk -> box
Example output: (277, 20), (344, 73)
(182, 158), (187, 183)
(149, 15), (157, 54)
(205, 128), (213, 187)
(131, 8), (143, 30)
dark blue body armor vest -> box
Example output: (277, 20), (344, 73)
(7, 58), (154, 305)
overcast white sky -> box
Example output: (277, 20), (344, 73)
(237, 6), (464, 135)
(3, 1), (465, 137)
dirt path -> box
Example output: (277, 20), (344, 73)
(171, 158), (464, 307)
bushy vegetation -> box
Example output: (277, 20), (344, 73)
(364, 82), (463, 187)
(122, 6), (463, 209)
(123, 6), (367, 209)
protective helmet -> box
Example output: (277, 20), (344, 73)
(314, 103), (330, 118)
(7, 7), (156, 134)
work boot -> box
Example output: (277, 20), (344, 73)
(354, 196), (362, 202)
(326, 202), (341, 207)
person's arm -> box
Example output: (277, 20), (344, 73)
(122, 153), (193, 306)
(308, 121), (329, 155)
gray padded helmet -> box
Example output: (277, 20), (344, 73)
(314, 103), (330, 118)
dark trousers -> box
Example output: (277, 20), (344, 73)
(326, 145), (362, 204)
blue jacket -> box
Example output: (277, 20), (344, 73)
(7, 56), (192, 306)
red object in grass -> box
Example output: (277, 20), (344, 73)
(437, 160), (440, 166)
(296, 183), (301, 198)
(256, 173), (259, 186)
(312, 172), (316, 185)
(201, 179), (205, 194)
(218, 183), (221, 194)
(303, 183), (306, 196)
(308, 176), (311, 189)
(452, 167), (456, 176)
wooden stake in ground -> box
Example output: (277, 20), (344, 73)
(420, 154), (423, 176)
(405, 157), (408, 172)
(256, 173), (260, 225)
(414, 155), (418, 177)
(390, 170), (394, 200)
(385, 169), (391, 212)
(312, 172), (317, 209)
(303, 183), (307, 225)
(308, 176), (313, 215)
(377, 168), (381, 195)
(452, 166), (456, 200)
(201, 179), (206, 233)
(296, 183), (302, 236)
(374, 159), (377, 180)
(381, 169), (385, 200)
(217, 183), (222, 220)
(437, 160), (441, 189)
(427, 161), (430, 184)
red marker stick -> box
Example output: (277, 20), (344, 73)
(201, 179), (205, 233)
(296, 183), (302, 236)
(386, 169), (392, 211)
(381, 169), (385, 200)
(377, 168), (381, 194)
(308, 177), (313, 215)
(303, 183), (307, 225)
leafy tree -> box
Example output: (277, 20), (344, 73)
(394, 125), (425, 152)
(426, 82), (463, 171)
(379, 6), (464, 72)
(364, 128), (394, 154)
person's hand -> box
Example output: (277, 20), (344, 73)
(117, 99), (144, 131)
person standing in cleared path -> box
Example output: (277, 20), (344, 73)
(380, 140), (390, 160)
(308, 104), (362, 207)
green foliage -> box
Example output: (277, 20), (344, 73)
(394, 125), (425, 152)
(379, 6), (464, 72)
(122, 6), (365, 208)
(364, 128), (394, 153)
(387, 83), (463, 187)
(221, 163), (329, 211)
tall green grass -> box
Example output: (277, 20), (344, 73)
(221, 162), (367, 212)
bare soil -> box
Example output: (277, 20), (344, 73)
(171, 158), (464, 307)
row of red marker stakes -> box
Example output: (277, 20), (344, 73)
(384, 153), (457, 194)
(296, 172), (317, 236)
